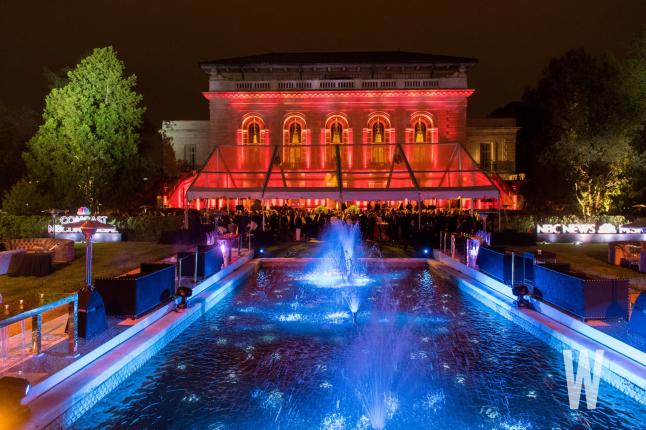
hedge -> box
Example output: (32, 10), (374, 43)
(0, 214), (183, 242)
(0, 215), (50, 240)
(114, 215), (184, 242)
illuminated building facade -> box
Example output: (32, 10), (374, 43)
(166, 52), (520, 209)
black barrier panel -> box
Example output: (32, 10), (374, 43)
(95, 264), (176, 319)
(533, 265), (629, 320)
(476, 247), (526, 285)
(177, 246), (224, 279)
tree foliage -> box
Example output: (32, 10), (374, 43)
(623, 29), (646, 206)
(544, 135), (634, 216)
(24, 46), (145, 209)
(492, 46), (643, 214)
(1, 178), (53, 215)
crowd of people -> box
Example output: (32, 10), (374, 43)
(207, 202), (486, 247)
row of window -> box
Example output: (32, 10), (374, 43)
(238, 112), (439, 146)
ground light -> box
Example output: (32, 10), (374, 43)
(0, 376), (31, 428)
(512, 284), (531, 308)
(177, 286), (193, 310)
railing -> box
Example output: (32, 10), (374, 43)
(0, 294), (78, 359)
(212, 77), (466, 92)
(492, 160), (514, 172)
(479, 160), (514, 173)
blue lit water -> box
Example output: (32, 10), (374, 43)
(73, 263), (645, 429)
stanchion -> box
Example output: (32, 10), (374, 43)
(443, 231), (448, 254)
(177, 257), (183, 290)
(193, 249), (198, 284)
(511, 251), (515, 286)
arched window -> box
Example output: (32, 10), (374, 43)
(289, 123), (301, 144)
(407, 112), (438, 168)
(331, 121), (343, 144)
(414, 120), (426, 143)
(324, 114), (350, 144)
(249, 122), (261, 144)
(239, 114), (267, 145)
(373, 121), (385, 143)
(365, 113), (393, 167)
(322, 114), (351, 168)
(407, 112), (437, 144)
(238, 114), (267, 169)
(282, 114), (308, 168)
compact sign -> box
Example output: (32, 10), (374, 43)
(537, 223), (646, 243)
(48, 214), (121, 242)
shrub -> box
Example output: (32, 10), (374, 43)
(0, 214), (50, 240)
(2, 179), (54, 215)
(114, 215), (183, 242)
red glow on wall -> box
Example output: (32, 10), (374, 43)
(203, 89), (475, 100)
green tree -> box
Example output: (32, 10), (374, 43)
(492, 49), (638, 212)
(2, 178), (53, 215)
(24, 46), (145, 208)
(623, 29), (646, 209)
(544, 134), (634, 216)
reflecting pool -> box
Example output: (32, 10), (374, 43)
(73, 263), (644, 429)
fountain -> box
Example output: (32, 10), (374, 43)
(346, 285), (411, 430)
(304, 219), (370, 288)
(343, 290), (360, 324)
(305, 218), (412, 429)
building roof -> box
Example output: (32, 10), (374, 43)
(201, 51), (478, 68)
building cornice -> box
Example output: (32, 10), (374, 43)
(202, 89), (475, 100)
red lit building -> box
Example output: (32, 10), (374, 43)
(165, 52), (520, 210)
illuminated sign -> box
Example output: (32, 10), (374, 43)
(48, 215), (121, 242)
(77, 206), (91, 216)
(537, 223), (646, 235)
(536, 223), (646, 243)
(536, 224), (596, 234)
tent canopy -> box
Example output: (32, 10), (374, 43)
(187, 142), (499, 201)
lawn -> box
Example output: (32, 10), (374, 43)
(505, 243), (646, 292)
(0, 242), (187, 304)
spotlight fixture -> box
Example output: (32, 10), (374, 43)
(423, 248), (430, 255)
(511, 284), (531, 308)
(177, 286), (193, 310)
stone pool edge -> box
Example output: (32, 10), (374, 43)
(432, 251), (645, 404)
(21, 253), (254, 430)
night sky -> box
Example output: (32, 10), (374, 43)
(1, 1), (644, 126)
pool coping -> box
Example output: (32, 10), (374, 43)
(433, 250), (645, 403)
(21, 253), (254, 430)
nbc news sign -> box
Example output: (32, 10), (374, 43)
(536, 223), (646, 243)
